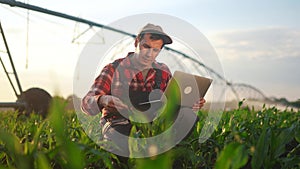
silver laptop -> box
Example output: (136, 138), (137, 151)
(139, 70), (212, 107)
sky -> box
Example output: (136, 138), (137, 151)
(0, 0), (299, 102)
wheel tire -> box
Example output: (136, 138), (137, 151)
(17, 88), (52, 117)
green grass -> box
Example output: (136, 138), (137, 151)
(0, 98), (299, 169)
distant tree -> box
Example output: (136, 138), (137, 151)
(290, 99), (300, 108)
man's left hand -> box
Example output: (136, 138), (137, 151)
(192, 98), (206, 112)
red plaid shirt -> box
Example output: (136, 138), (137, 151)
(81, 52), (172, 117)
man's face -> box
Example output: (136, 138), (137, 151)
(135, 33), (164, 68)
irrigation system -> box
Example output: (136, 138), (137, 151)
(0, 0), (270, 114)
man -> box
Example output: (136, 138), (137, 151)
(81, 23), (206, 166)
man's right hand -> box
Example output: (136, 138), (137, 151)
(99, 95), (128, 113)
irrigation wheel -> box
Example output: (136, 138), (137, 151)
(17, 88), (52, 117)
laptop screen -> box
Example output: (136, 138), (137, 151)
(140, 71), (212, 108)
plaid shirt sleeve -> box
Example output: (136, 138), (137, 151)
(81, 63), (115, 116)
(159, 63), (172, 91)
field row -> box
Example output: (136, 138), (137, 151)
(0, 99), (299, 169)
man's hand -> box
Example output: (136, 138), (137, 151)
(99, 95), (128, 113)
(192, 98), (206, 112)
